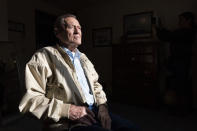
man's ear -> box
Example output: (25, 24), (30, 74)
(54, 27), (59, 35)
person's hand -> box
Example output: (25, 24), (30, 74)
(69, 104), (97, 125)
(98, 104), (111, 130)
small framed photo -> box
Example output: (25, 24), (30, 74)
(123, 11), (153, 39)
(92, 27), (112, 47)
(8, 21), (25, 32)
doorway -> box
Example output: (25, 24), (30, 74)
(35, 10), (57, 49)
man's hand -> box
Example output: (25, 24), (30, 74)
(69, 105), (96, 125)
(98, 104), (111, 130)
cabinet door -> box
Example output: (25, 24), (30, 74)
(112, 42), (159, 107)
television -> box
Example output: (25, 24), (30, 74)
(123, 11), (153, 39)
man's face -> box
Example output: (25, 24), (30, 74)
(60, 17), (82, 46)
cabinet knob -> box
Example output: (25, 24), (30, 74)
(131, 57), (135, 61)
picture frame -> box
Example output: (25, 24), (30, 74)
(123, 11), (153, 39)
(92, 27), (112, 47)
(8, 20), (25, 32)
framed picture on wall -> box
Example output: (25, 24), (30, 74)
(92, 27), (112, 47)
(8, 21), (25, 32)
(123, 11), (153, 39)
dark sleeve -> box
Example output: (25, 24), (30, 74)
(156, 27), (173, 42)
(171, 29), (196, 43)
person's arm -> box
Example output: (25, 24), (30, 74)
(171, 29), (196, 43)
(94, 81), (111, 130)
(156, 27), (173, 42)
(88, 60), (111, 129)
(19, 52), (70, 122)
(98, 104), (111, 130)
(69, 104), (96, 125)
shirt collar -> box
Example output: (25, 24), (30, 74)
(61, 46), (81, 59)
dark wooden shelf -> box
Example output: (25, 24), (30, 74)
(112, 41), (160, 107)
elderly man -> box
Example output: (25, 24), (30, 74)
(19, 14), (138, 131)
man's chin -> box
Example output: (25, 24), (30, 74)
(71, 41), (81, 47)
(74, 42), (82, 46)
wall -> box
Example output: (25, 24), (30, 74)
(7, 0), (65, 59)
(77, 0), (197, 107)
(0, 0), (8, 41)
(5, 0), (66, 95)
(79, 0), (197, 42)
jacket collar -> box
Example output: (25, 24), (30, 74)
(56, 44), (75, 71)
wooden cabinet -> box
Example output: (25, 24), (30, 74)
(0, 42), (22, 118)
(112, 41), (160, 107)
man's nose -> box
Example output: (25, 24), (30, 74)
(74, 27), (80, 34)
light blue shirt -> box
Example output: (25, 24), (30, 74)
(62, 47), (94, 106)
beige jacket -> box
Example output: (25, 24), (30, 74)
(19, 45), (107, 128)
